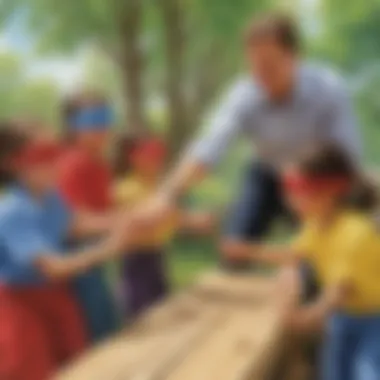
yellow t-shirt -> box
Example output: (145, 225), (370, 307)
(114, 176), (176, 247)
(293, 211), (380, 313)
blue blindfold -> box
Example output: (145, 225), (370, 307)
(70, 105), (114, 131)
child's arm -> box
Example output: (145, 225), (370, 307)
(289, 281), (350, 333)
(2, 209), (133, 281)
(222, 241), (297, 266)
(68, 178), (137, 240)
(69, 209), (123, 239)
(34, 235), (124, 281)
(222, 224), (313, 267)
(67, 179), (144, 240)
(177, 210), (216, 236)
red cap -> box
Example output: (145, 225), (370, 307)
(14, 139), (63, 168)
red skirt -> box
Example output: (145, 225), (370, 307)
(0, 284), (88, 380)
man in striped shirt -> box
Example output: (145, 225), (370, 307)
(131, 13), (361, 266)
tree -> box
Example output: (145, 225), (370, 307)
(316, 0), (380, 72)
(0, 52), (22, 118)
(0, 52), (60, 124)
(313, 0), (380, 164)
(0, 0), (272, 160)
(354, 71), (380, 164)
(14, 78), (60, 127)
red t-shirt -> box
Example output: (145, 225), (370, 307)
(58, 149), (112, 212)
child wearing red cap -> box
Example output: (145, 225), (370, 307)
(114, 135), (214, 319)
(0, 124), (127, 380)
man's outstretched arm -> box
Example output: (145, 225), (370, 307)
(161, 80), (256, 198)
(132, 80), (256, 227)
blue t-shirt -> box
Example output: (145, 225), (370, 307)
(0, 186), (72, 285)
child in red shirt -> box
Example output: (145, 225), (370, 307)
(58, 94), (118, 341)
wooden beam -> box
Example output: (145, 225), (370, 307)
(56, 272), (282, 380)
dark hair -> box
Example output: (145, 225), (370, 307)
(298, 144), (378, 212)
(245, 12), (300, 53)
(113, 134), (140, 179)
(0, 121), (29, 187)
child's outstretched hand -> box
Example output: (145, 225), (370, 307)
(221, 240), (255, 261)
(179, 211), (217, 236)
(222, 241), (298, 267)
(131, 192), (177, 231)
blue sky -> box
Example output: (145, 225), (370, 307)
(0, 11), (85, 92)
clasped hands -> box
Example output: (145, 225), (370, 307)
(107, 193), (176, 252)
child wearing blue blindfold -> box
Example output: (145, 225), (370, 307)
(58, 94), (119, 342)
(69, 104), (114, 132)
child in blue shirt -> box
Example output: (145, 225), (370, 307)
(0, 124), (126, 380)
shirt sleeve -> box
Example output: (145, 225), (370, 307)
(322, 76), (362, 160)
(188, 79), (256, 168)
(0, 207), (52, 266)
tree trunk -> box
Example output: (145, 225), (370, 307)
(117, 0), (147, 136)
(159, 0), (188, 163)
(188, 43), (236, 132)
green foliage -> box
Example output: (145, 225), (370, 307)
(169, 237), (216, 289)
(313, 0), (380, 164)
(317, 0), (380, 71)
(355, 75), (380, 164)
(0, 0), (276, 134)
(0, 52), (22, 118)
(13, 78), (60, 126)
(3, 0), (380, 286)
(0, 52), (60, 124)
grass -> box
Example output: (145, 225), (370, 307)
(167, 219), (294, 290)
(168, 237), (217, 289)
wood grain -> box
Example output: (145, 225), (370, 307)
(56, 272), (282, 380)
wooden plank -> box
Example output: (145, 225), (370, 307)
(56, 293), (218, 380)
(56, 272), (281, 380)
(122, 310), (223, 380)
(165, 301), (281, 380)
(191, 272), (275, 307)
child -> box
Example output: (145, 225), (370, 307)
(58, 93), (118, 341)
(227, 144), (380, 380)
(114, 135), (214, 319)
(0, 125), (126, 380)
(283, 145), (380, 380)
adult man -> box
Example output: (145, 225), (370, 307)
(132, 13), (361, 265)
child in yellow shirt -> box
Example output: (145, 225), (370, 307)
(227, 144), (380, 380)
(282, 145), (380, 380)
(114, 135), (214, 319)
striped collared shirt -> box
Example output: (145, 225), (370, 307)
(190, 63), (361, 169)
